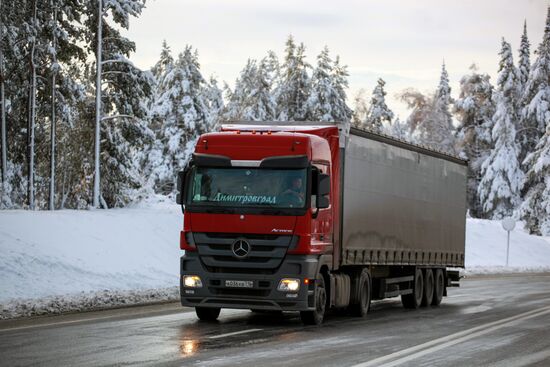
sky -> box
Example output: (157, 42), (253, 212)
(125, 0), (548, 119)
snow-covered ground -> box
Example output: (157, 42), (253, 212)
(1, 204), (549, 319)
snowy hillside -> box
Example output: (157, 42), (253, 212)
(1, 205), (549, 317)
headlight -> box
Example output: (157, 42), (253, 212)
(183, 275), (203, 288)
(278, 278), (300, 292)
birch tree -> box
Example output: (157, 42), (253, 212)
(454, 64), (495, 217)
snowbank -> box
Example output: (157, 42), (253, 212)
(464, 218), (550, 274)
(0, 201), (182, 305)
(1, 205), (549, 319)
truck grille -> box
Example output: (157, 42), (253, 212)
(193, 232), (295, 274)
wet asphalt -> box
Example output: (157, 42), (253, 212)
(1, 274), (550, 367)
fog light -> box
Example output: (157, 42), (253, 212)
(183, 275), (203, 288)
(278, 278), (300, 292)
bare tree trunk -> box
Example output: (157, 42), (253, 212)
(28, 0), (37, 210)
(93, 0), (103, 208)
(49, 1), (57, 210)
(0, 0), (7, 184)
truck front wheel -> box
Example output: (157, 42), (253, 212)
(300, 275), (326, 325)
(402, 268), (424, 309)
(195, 307), (221, 321)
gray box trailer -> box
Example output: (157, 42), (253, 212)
(340, 127), (467, 269)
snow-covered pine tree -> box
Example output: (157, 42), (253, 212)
(243, 57), (276, 121)
(362, 78), (394, 132)
(276, 36), (310, 121)
(223, 59), (255, 121)
(151, 40), (173, 81)
(478, 39), (524, 219)
(305, 46), (334, 121)
(521, 121), (550, 235)
(331, 55), (353, 123)
(84, 0), (152, 207)
(224, 58), (276, 121)
(305, 48), (352, 123)
(1, 0), (81, 209)
(519, 7), (550, 165)
(46, 0), (88, 210)
(454, 64), (495, 217)
(264, 50), (280, 89)
(416, 62), (456, 153)
(149, 46), (213, 194)
(518, 20), (530, 92)
(205, 75), (224, 129)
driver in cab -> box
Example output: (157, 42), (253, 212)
(280, 176), (304, 207)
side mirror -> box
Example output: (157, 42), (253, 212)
(317, 173), (330, 209)
(176, 169), (187, 206)
(312, 168), (330, 217)
(318, 173), (330, 197)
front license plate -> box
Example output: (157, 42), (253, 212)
(225, 280), (254, 288)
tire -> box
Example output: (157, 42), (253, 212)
(431, 269), (445, 306)
(401, 268), (424, 309)
(348, 269), (371, 317)
(421, 269), (434, 307)
(195, 307), (220, 321)
(300, 275), (327, 325)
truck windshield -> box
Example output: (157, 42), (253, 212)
(188, 167), (308, 209)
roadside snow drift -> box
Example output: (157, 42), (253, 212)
(0, 203), (182, 304)
(1, 205), (549, 318)
(465, 218), (550, 274)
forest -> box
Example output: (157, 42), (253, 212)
(0, 1), (549, 236)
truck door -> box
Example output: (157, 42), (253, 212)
(312, 163), (333, 254)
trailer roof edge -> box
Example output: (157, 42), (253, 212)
(220, 120), (468, 166)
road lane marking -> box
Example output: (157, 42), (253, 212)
(353, 304), (550, 367)
(209, 328), (263, 339)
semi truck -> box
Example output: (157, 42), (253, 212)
(176, 121), (467, 325)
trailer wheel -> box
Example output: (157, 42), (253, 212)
(401, 268), (424, 309)
(348, 269), (371, 317)
(300, 275), (326, 325)
(195, 307), (220, 321)
(431, 269), (445, 306)
(421, 269), (434, 307)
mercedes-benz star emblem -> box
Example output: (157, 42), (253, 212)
(232, 239), (251, 258)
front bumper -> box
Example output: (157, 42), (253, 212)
(180, 252), (321, 311)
